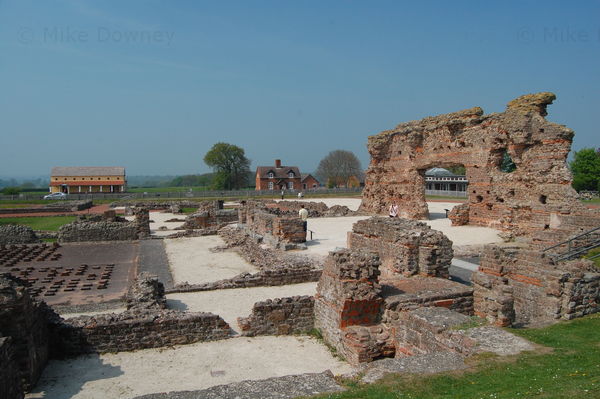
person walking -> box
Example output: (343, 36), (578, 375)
(299, 204), (309, 231)
(389, 202), (399, 218)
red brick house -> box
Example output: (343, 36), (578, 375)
(301, 174), (320, 190)
(255, 160), (301, 191)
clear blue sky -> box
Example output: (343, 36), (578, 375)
(1, 0), (598, 178)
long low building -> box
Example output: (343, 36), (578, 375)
(49, 166), (126, 194)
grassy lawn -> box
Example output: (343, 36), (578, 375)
(181, 207), (199, 214)
(0, 216), (76, 231)
(582, 198), (600, 205)
(307, 313), (600, 399)
(425, 195), (467, 202)
(0, 200), (63, 207)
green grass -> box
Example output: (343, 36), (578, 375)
(181, 207), (199, 214)
(425, 194), (467, 201)
(0, 216), (76, 231)
(582, 198), (600, 205)
(583, 248), (600, 268)
(0, 199), (63, 206)
(127, 186), (211, 193)
(306, 313), (600, 399)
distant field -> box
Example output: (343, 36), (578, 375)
(0, 199), (62, 206)
(0, 216), (76, 231)
(127, 186), (211, 193)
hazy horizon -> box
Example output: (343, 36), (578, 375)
(1, 1), (598, 177)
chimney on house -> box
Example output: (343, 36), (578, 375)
(275, 159), (281, 168)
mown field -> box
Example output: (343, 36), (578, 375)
(306, 314), (600, 399)
(0, 216), (76, 231)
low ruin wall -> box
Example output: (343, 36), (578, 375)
(244, 208), (306, 244)
(0, 337), (23, 399)
(473, 245), (599, 326)
(53, 310), (231, 356)
(238, 296), (315, 337)
(58, 221), (138, 242)
(180, 209), (238, 230)
(348, 217), (453, 279)
(0, 225), (40, 245)
(0, 275), (50, 392)
(58, 207), (150, 242)
(0, 200), (92, 215)
(170, 267), (322, 293)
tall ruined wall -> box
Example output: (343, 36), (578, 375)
(361, 92), (600, 242)
(473, 245), (599, 326)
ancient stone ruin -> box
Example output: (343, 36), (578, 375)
(0, 273), (232, 395)
(361, 92), (600, 244)
(473, 245), (599, 326)
(58, 207), (150, 242)
(348, 217), (453, 279)
(315, 218), (478, 365)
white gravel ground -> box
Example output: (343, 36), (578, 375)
(164, 236), (258, 285)
(302, 200), (502, 257)
(26, 336), (351, 399)
(167, 282), (317, 332)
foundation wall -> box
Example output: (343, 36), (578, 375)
(0, 225), (40, 245)
(473, 245), (599, 326)
(0, 276), (50, 392)
(52, 310), (232, 356)
(238, 296), (315, 336)
(0, 337), (24, 399)
(348, 217), (453, 278)
(245, 209), (306, 243)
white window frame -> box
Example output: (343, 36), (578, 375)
(288, 181), (294, 189)
(268, 172), (274, 178)
(288, 172), (294, 178)
(268, 181), (274, 190)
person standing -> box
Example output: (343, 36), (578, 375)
(299, 204), (309, 231)
(389, 202), (399, 218)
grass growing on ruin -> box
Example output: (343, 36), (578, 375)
(583, 248), (600, 268)
(0, 216), (76, 231)
(306, 313), (600, 399)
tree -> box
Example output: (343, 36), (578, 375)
(203, 143), (251, 190)
(1, 187), (20, 195)
(315, 150), (363, 188)
(570, 148), (600, 192)
(500, 150), (516, 173)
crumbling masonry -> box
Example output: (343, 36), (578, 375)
(361, 92), (600, 244)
